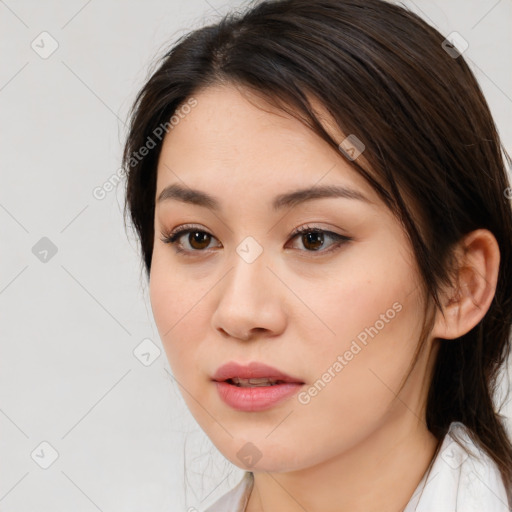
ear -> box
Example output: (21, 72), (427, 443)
(431, 229), (500, 340)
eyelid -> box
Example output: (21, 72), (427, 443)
(159, 223), (352, 256)
(159, 223), (220, 256)
(164, 223), (214, 240)
(287, 224), (352, 254)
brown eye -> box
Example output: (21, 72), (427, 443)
(300, 231), (325, 251)
(160, 224), (351, 258)
(160, 225), (221, 255)
(187, 231), (212, 250)
(289, 226), (351, 254)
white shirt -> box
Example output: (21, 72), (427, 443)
(204, 422), (510, 512)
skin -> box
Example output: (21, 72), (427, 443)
(149, 83), (500, 512)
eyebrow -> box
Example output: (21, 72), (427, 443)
(156, 182), (371, 211)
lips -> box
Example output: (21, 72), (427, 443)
(212, 361), (304, 385)
(212, 361), (305, 412)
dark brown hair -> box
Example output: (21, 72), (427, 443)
(123, 0), (512, 500)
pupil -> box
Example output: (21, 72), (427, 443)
(304, 232), (323, 250)
(190, 231), (210, 249)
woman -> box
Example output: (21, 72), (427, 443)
(122, 0), (512, 510)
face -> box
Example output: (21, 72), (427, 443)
(150, 83), (434, 472)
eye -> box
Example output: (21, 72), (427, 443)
(159, 223), (352, 257)
(287, 224), (352, 254)
(159, 224), (221, 255)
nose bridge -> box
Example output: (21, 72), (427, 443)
(211, 234), (280, 339)
(226, 235), (268, 301)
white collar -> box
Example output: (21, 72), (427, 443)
(403, 421), (509, 511)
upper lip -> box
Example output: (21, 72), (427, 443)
(212, 361), (304, 383)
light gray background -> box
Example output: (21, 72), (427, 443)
(1, 0), (511, 510)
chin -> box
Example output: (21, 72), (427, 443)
(220, 439), (317, 474)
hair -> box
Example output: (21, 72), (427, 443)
(122, 0), (512, 502)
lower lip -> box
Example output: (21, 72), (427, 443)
(214, 381), (304, 412)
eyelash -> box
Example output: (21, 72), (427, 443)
(159, 223), (352, 258)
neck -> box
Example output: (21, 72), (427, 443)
(246, 417), (440, 512)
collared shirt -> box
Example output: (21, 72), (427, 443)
(204, 422), (510, 512)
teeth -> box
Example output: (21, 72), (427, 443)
(230, 377), (280, 387)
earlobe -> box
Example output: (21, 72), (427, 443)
(431, 229), (500, 341)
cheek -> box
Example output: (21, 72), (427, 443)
(149, 252), (206, 372)
(301, 231), (423, 399)
(304, 235), (417, 350)
(293, 286), (423, 455)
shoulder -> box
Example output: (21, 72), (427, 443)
(203, 472), (254, 512)
(405, 421), (510, 512)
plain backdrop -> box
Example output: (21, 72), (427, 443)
(1, 0), (511, 510)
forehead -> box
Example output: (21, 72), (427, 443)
(161, 84), (328, 158)
(155, 84), (378, 204)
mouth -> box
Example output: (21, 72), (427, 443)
(225, 377), (291, 387)
(212, 361), (305, 412)
(212, 361), (305, 386)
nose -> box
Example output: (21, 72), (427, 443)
(211, 246), (287, 342)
